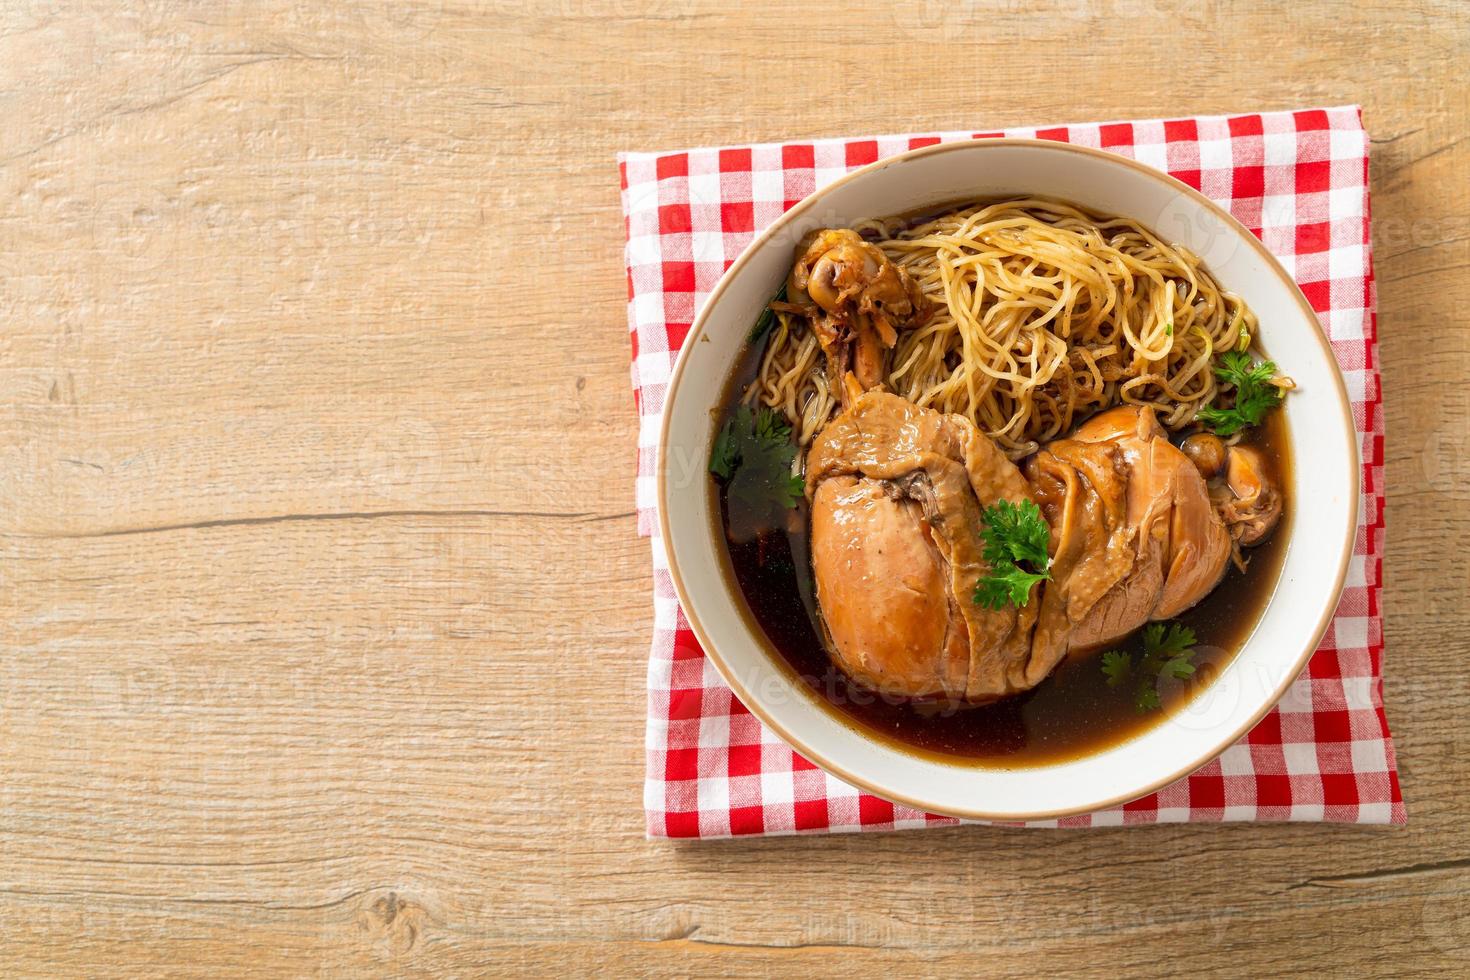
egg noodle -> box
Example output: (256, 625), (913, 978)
(745, 198), (1258, 459)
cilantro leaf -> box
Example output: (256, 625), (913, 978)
(1134, 684), (1162, 713)
(1100, 650), (1131, 687)
(973, 498), (1051, 610)
(1140, 622), (1197, 670)
(1197, 351), (1284, 436)
(781, 473), (805, 508)
(980, 499), (1051, 568)
(973, 565), (1049, 611)
(1218, 350), (1277, 388)
(747, 283), (789, 344)
(1161, 656), (1197, 680)
(710, 419), (739, 480)
(1101, 621), (1199, 712)
(710, 406), (803, 531)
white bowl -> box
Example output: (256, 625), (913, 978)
(657, 139), (1357, 821)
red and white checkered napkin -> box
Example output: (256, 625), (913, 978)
(619, 105), (1403, 838)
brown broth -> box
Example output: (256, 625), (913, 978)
(712, 342), (1293, 768)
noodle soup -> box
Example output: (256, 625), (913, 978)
(709, 198), (1293, 765)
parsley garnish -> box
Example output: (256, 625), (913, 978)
(1100, 622), (1199, 713)
(1101, 650), (1132, 686)
(973, 499), (1051, 610)
(709, 406), (804, 521)
(747, 283), (789, 344)
(1196, 351), (1283, 437)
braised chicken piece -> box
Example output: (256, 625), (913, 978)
(805, 391), (1043, 701)
(1212, 445), (1283, 546)
(805, 397), (1283, 702)
(1175, 428), (1285, 551)
(1023, 433), (1141, 661)
(1040, 406), (1234, 651)
(809, 476), (967, 698)
(781, 229), (931, 403)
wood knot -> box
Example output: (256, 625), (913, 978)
(357, 889), (428, 958)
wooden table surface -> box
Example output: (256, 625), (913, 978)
(3, 1), (1468, 975)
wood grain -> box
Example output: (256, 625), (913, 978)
(2, 0), (1468, 975)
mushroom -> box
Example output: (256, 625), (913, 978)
(1180, 431), (1227, 480)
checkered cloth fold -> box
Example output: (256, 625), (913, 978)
(619, 105), (1403, 838)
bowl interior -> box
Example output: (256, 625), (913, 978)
(658, 140), (1357, 821)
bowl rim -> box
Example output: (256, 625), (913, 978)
(655, 137), (1359, 821)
